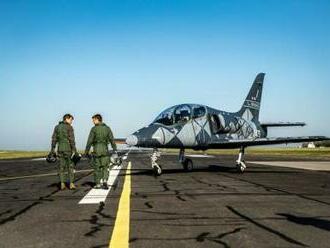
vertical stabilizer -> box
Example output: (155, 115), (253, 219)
(238, 73), (265, 123)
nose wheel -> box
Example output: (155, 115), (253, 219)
(236, 147), (246, 173)
(152, 164), (162, 176)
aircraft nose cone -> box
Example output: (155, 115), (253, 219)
(126, 135), (138, 146)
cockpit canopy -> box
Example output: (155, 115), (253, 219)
(153, 104), (207, 126)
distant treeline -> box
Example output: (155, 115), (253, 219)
(302, 141), (330, 147)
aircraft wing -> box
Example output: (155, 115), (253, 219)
(208, 136), (330, 149)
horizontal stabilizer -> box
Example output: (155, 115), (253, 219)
(261, 122), (306, 127)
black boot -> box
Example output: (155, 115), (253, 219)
(102, 182), (109, 190)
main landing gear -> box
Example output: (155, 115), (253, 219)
(236, 146), (246, 173)
(179, 149), (194, 172)
(151, 149), (162, 176)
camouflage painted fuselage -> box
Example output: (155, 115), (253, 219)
(128, 104), (265, 150)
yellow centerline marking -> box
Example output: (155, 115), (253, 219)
(109, 161), (132, 248)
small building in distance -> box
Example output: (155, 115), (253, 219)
(307, 142), (316, 148)
(301, 142), (316, 148)
(301, 141), (330, 148)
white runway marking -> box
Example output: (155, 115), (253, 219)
(31, 158), (46, 161)
(79, 165), (122, 204)
(250, 161), (330, 171)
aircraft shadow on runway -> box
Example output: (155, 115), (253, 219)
(128, 164), (300, 176)
(277, 213), (330, 232)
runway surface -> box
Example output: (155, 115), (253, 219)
(1, 153), (330, 247)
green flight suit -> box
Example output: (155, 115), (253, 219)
(51, 121), (77, 184)
(85, 123), (117, 185)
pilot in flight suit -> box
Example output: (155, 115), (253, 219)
(84, 114), (117, 189)
(51, 114), (77, 190)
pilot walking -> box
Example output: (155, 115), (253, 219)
(50, 114), (77, 190)
(84, 114), (117, 189)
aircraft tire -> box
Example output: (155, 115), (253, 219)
(183, 159), (193, 172)
(236, 161), (246, 173)
(153, 165), (162, 176)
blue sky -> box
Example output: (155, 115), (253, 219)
(0, 0), (329, 150)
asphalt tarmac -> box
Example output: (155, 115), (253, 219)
(1, 152), (330, 248)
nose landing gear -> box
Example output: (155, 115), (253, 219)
(151, 149), (162, 176)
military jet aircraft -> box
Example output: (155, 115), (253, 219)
(126, 73), (329, 175)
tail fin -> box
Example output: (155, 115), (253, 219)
(238, 73), (265, 123)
